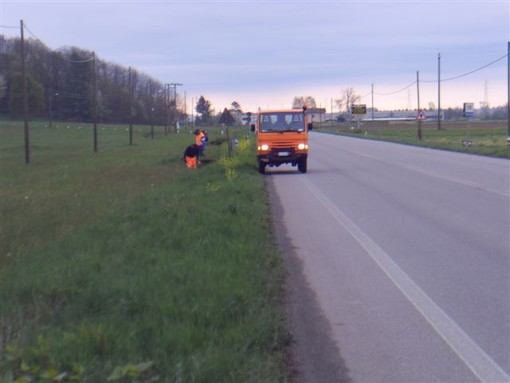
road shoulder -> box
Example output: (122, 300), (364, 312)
(268, 178), (352, 383)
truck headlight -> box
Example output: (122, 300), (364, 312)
(297, 143), (308, 150)
(258, 144), (269, 151)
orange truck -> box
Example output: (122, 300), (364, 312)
(250, 107), (312, 174)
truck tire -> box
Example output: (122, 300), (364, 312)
(258, 161), (266, 174)
(298, 158), (307, 173)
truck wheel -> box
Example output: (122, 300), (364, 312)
(298, 158), (307, 173)
(258, 161), (266, 174)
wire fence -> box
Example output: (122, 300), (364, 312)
(1, 20), (508, 164)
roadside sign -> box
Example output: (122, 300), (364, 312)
(463, 102), (475, 118)
(416, 110), (427, 121)
(351, 104), (366, 115)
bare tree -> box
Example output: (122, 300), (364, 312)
(335, 88), (360, 115)
(292, 96), (317, 109)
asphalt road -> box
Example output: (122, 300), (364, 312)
(269, 132), (510, 383)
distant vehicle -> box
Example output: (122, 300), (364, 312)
(251, 107), (312, 174)
(325, 115), (347, 122)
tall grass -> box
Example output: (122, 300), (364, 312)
(317, 120), (509, 158)
(0, 122), (289, 382)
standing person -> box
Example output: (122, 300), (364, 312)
(201, 130), (209, 155)
(183, 143), (199, 169)
(194, 129), (205, 157)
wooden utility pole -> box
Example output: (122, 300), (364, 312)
(149, 82), (154, 139)
(184, 91), (187, 126)
(191, 96), (195, 125)
(92, 52), (98, 153)
(416, 70), (422, 141)
(331, 98), (333, 127)
(371, 83), (374, 120)
(48, 89), (53, 128)
(437, 52), (441, 130)
(168, 83), (182, 133)
(20, 20), (30, 164)
(164, 83), (170, 135)
(128, 67), (133, 145)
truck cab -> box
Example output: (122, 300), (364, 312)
(251, 107), (311, 174)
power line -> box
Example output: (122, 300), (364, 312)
(63, 56), (94, 63)
(372, 52), (507, 99)
(357, 50), (507, 103)
(434, 53), (507, 83)
(21, 22), (54, 53)
(417, 53), (507, 83)
(21, 22), (94, 63)
(374, 80), (417, 96)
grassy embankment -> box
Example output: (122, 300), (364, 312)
(0, 121), (290, 382)
(317, 119), (509, 158)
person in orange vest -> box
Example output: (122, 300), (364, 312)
(201, 130), (209, 154)
(183, 143), (199, 169)
(194, 129), (205, 157)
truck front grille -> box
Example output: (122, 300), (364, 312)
(271, 141), (294, 148)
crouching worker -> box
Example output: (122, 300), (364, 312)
(183, 143), (199, 169)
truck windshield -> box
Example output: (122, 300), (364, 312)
(260, 112), (305, 133)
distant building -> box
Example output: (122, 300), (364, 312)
(306, 108), (326, 124)
(362, 109), (443, 121)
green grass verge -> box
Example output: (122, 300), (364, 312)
(0, 122), (289, 382)
(317, 120), (509, 158)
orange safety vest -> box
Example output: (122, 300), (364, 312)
(185, 156), (197, 169)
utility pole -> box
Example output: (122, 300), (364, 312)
(167, 83), (182, 133)
(92, 52), (98, 153)
(184, 91), (187, 125)
(191, 96), (195, 126)
(437, 52), (441, 130)
(128, 67), (133, 145)
(164, 84), (170, 135)
(149, 82), (154, 139)
(20, 19), (30, 164)
(507, 41), (509, 141)
(47, 91), (59, 128)
(416, 70), (422, 141)
(330, 98), (333, 127)
(371, 83), (374, 120)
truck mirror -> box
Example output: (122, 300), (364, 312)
(307, 122), (313, 130)
(250, 124), (255, 132)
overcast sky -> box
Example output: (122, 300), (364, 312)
(1, 0), (509, 114)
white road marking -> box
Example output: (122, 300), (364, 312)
(301, 176), (510, 383)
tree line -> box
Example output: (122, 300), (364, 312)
(0, 34), (194, 126)
(3, 32), (503, 126)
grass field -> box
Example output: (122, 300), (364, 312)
(0, 121), (289, 382)
(317, 119), (509, 158)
